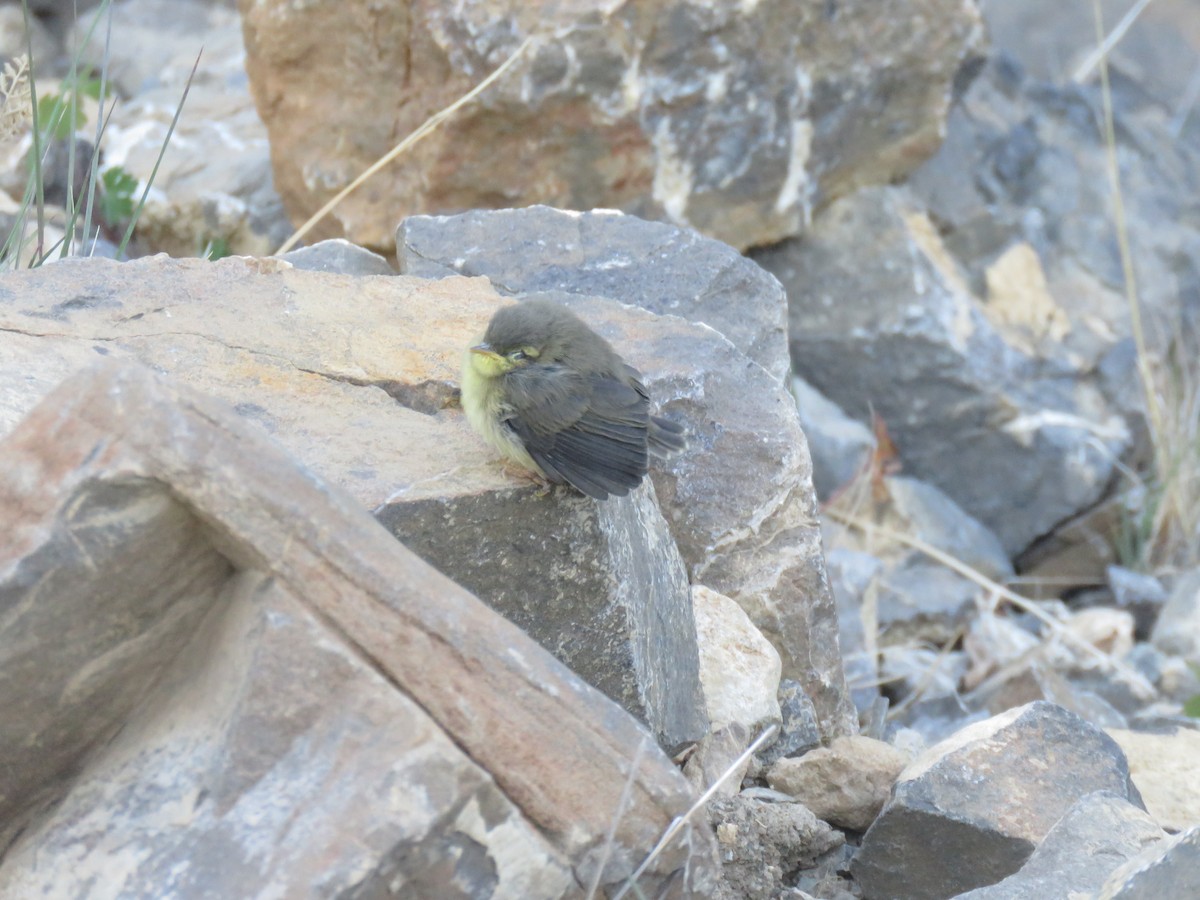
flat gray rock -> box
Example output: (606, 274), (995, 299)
(398, 205), (791, 381)
(852, 701), (1145, 899)
(954, 791), (1166, 900)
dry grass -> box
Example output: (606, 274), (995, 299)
(0, 55), (31, 147)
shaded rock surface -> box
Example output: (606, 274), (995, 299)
(852, 701), (1145, 899)
(954, 791), (1167, 900)
(1098, 825), (1200, 900)
(708, 794), (843, 900)
(0, 360), (718, 897)
(240, 0), (984, 251)
(756, 184), (1130, 556)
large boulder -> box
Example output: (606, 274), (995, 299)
(238, 0), (984, 251)
(0, 360), (718, 897)
(0, 255), (707, 749)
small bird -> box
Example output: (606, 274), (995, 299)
(461, 298), (686, 500)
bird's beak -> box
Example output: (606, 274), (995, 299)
(470, 343), (502, 360)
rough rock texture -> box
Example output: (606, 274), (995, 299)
(281, 238), (396, 276)
(852, 701), (1145, 900)
(756, 678), (822, 767)
(395, 207), (858, 740)
(708, 795), (843, 900)
(1107, 726), (1200, 832)
(1098, 825), (1200, 900)
(692, 585), (782, 732)
(0, 255), (708, 749)
(1151, 567), (1200, 664)
(0, 361), (718, 897)
(954, 792), (1167, 900)
(756, 184), (1131, 555)
(682, 724), (752, 799)
(240, 0), (984, 251)
(790, 376), (875, 499)
(380, 479), (708, 750)
(766, 736), (911, 832)
(399, 206), (791, 381)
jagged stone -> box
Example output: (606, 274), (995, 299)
(0, 360), (719, 897)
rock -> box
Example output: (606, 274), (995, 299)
(280, 238), (395, 276)
(683, 723), (752, 798)
(0, 360), (718, 896)
(825, 547), (884, 715)
(384, 478), (708, 751)
(0, 5), (57, 76)
(755, 184), (1130, 556)
(1015, 496), (1127, 599)
(1151, 566), (1200, 664)
(851, 701), (1145, 899)
(981, 0), (1200, 122)
(0, 256), (709, 750)
(1107, 565), (1168, 640)
(73, 0), (290, 258)
(398, 206), (791, 381)
(885, 476), (1013, 581)
(240, 0), (984, 252)
(767, 736), (911, 832)
(756, 679), (823, 767)
(790, 376), (875, 500)
(1107, 726), (1200, 832)
(1098, 824), (1200, 900)
(395, 208), (857, 741)
(875, 557), (980, 647)
(953, 791), (1167, 900)
(708, 794), (843, 900)
(878, 646), (968, 709)
(692, 585), (782, 733)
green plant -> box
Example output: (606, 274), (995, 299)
(2, 0), (198, 268)
(201, 236), (231, 261)
(98, 165), (137, 228)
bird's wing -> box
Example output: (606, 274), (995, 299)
(503, 365), (650, 499)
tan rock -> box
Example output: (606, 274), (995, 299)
(0, 359), (718, 895)
(766, 736), (910, 831)
(0, 255), (710, 749)
(1107, 727), (1200, 832)
(693, 585), (782, 732)
(238, 0), (983, 252)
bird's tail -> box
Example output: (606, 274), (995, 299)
(648, 415), (686, 458)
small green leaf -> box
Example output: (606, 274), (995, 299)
(36, 93), (83, 141)
(98, 166), (138, 226)
(1185, 694), (1200, 719)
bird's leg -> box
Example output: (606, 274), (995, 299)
(498, 459), (555, 496)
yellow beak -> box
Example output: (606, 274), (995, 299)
(470, 343), (502, 360)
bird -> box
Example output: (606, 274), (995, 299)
(461, 298), (686, 500)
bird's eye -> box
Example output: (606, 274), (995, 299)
(507, 349), (528, 361)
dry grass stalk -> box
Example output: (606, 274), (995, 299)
(825, 509), (1156, 699)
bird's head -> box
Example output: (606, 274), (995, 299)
(469, 299), (616, 379)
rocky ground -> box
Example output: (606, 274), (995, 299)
(0, 1), (1199, 898)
